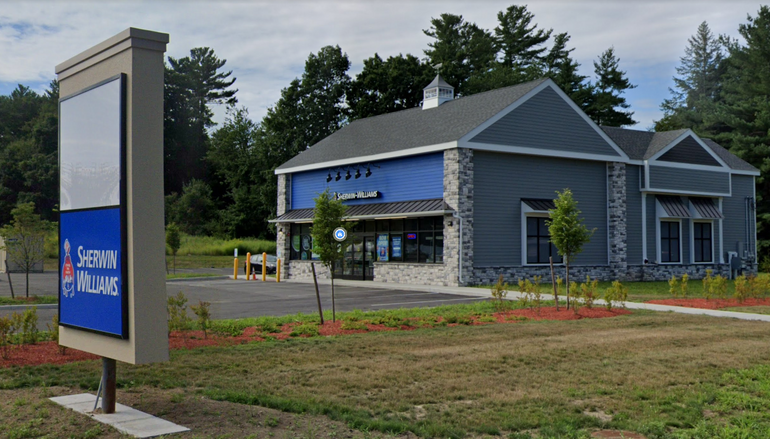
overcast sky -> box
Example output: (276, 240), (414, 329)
(0, 1), (763, 130)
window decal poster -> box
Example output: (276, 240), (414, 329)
(59, 208), (126, 338)
(391, 236), (402, 259)
(377, 234), (389, 262)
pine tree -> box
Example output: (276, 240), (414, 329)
(543, 32), (591, 111)
(656, 21), (726, 134)
(585, 47), (637, 127)
(714, 6), (770, 254)
(494, 5), (552, 73)
(423, 13), (496, 96)
(164, 47), (237, 195)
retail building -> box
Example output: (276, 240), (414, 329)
(272, 76), (758, 286)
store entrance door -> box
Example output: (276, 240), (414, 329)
(337, 234), (375, 280)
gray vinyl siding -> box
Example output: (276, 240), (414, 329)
(722, 175), (754, 257)
(626, 165), (643, 265)
(473, 152), (608, 267)
(647, 195), (657, 262)
(469, 87), (621, 158)
(658, 136), (721, 166)
(648, 166), (730, 195)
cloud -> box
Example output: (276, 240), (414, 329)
(0, 0), (762, 129)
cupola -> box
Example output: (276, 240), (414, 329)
(422, 74), (454, 109)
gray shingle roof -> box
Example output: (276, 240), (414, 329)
(600, 126), (758, 172)
(276, 78), (548, 171)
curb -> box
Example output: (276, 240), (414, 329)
(166, 275), (229, 283)
(0, 303), (57, 311)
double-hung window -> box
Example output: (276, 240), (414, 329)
(526, 216), (561, 264)
(693, 222), (713, 263)
(660, 221), (680, 263)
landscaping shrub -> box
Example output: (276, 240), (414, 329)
(669, 275), (679, 297)
(290, 323), (320, 337)
(340, 321), (368, 331)
(603, 280), (628, 310)
(21, 307), (38, 344)
(570, 281), (580, 313)
(490, 274), (510, 311)
(748, 274), (770, 299)
(47, 315), (66, 355)
(734, 274), (749, 303)
(167, 291), (191, 332)
(190, 300), (211, 339)
(517, 278), (531, 308)
(702, 270), (714, 300)
(0, 315), (11, 359)
(578, 276), (598, 309)
(531, 275), (543, 312)
(680, 273), (690, 297)
(713, 274), (728, 299)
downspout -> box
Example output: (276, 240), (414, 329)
(452, 211), (463, 285)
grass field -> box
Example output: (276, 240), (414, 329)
(2, 311), (770, 438)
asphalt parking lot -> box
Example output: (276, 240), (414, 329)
(0, 270), (483, 325)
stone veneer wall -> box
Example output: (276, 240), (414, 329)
(276, 174), (292, 281)
(473, 263), (734, 285)
(441, 148), (474, 286)
(285, 260), (331, 281)
(373, 262), (448, 286)
(608, 162), (628, 280)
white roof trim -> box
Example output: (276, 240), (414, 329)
(464, 141), (630, 163)
(643, 188), (731, 197)
(459, 80), (629, 161)
(731, 169), (761, 176)
(648, 161), (731, 173)
(648, 130), (730, 169)
(274, 141), (457, 174)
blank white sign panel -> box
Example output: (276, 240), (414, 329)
(60, 76), (122, 211)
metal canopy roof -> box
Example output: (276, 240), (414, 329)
(271, 198), (451, 223)
(690, 197), (724, 219)
(658, 195), (691, 218)
(522, 198), (556, 212)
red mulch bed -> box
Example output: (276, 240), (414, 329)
(647, 297), (770, 310)
(0, 306), (630, 369)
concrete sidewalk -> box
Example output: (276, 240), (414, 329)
(296, 278), (770, 323)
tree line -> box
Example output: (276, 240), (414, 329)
(164, 5), (638, 240)
(654, 6), (770, 255)
(2, 4), (769, 256)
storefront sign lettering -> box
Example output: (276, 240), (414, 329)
(334, 190), (380, 201)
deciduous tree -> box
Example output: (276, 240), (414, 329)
(547, 189), (594, 308)
(0, 202), (49, 298)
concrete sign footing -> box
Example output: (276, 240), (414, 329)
(50, 393), (189, 438)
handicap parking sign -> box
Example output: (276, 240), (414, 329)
(333, 227), (347, 242)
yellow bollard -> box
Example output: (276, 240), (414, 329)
(233, 257), (238, 280)
(276, 258), (281, 282)
(246, 252), (251, 281)
(262, 252), (267, 282)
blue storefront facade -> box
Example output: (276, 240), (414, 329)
(273, 76), (759, 286)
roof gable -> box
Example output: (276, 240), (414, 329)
(276, 78), (547, 173)
(657, 135), (721, 166)
(466, 85), (622, 158)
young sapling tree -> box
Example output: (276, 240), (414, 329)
(547, 189), (595, 309)
(311, 188), (355, 322)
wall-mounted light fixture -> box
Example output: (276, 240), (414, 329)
(324, 163), (380, 183)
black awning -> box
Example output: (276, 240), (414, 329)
(690, 197), (723, 219)
(271, 198), (451, 223)
(658, 195), (690, 218)
(522, 198), (556, 212)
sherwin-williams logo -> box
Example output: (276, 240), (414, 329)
(62, 239), (75, 298)
(334, 190), (380, 201)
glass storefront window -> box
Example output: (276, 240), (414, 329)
(288, 216), (444, 264)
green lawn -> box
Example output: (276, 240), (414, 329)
(3, 309), (770, 438)
(0, 296), (57, 306)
